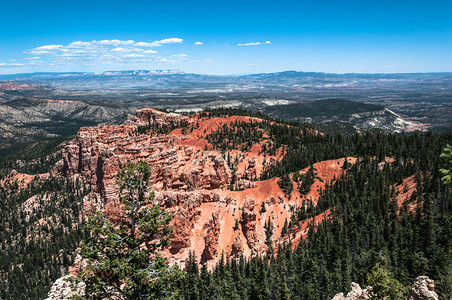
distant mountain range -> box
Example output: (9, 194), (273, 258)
(2, 69), (451, 79)
(0, 70), (187, 79)
(1, 70), (451, 91)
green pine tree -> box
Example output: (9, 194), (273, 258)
(440, 144), (452, 185)
(77, 160), (183, 299)
(366, 263), (407, 299)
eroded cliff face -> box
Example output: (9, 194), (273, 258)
(55, 108), (355, 268)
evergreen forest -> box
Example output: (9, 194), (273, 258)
(0, 108), (450, 299)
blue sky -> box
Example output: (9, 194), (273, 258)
(0, 0), (451, 75)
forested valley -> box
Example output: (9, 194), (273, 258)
(0, 108), (450, 299)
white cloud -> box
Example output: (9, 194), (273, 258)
(125, 53), (145, 58)
(193, 41), (203, 45)
(29, 60), (44, 66)
(30, 50), (51, 54)
(237, 41), (271, 46)
(98, 39), (135, 45)
(134, 38), (183, 47)
(134, 42), (157, 47)
(69, 41), (92, 47)
(34, 44), (63, 50)
(0, 62), (25, 68)
(17, 38), (190, 68)
(158, 38), (183, 44)
(110, 47), (132, 52)
(30, 45), (64, 54)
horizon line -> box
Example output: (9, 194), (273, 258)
(1, 69), (452, 78)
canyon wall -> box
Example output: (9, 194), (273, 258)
(55, 108), (355, 267)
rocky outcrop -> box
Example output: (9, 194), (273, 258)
(45, 275), (85, 300)
(407, 276), (438, 300)
(125, 107), (189, 127)
(332, 276), (438, 300)
(332, 282), (372, 300)
(240, 198), (259, 251)
(0, 169), (49, 190)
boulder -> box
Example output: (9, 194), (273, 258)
(407, 276), (438, 300)
(332, 282), (372, 300)
(45, 275), (85, 300)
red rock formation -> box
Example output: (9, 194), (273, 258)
(55, 108), (355, 267)
(125, 108), (189, 127)
(0, 169), (49, 190)
(392, 174), (419, 211)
